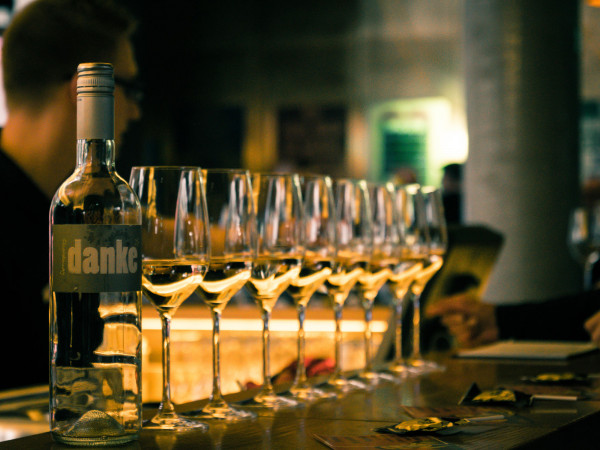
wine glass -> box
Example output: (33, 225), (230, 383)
(184, 169), (257, 421)
(285, 174), (336, 401)
(386, 183), (426, 377)
(129, 166), (209, 430)
(408, 186), (448, 374)
(355, 182), (397, 385)
(322, 178), (371, 393)
(243, 172), (304, 409)
(568, 205), (600, 290)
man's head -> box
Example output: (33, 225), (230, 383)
(2, 0), (140, 141)
(442, 163), (463, 194)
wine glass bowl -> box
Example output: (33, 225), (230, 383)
(422, 185), (449, 260)
(130, 166), (209, 431)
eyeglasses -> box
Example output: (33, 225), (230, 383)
(114, 76), (144, 103)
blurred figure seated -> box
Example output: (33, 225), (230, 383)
(427, 289), (600, 349)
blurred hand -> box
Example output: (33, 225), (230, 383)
(426, 292), (498, 349)
(584, 311), (600, 346)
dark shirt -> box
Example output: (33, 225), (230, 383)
(442, 192), (462, 225)
(0, 148), (50, 389)
(496, 289), (600, 341)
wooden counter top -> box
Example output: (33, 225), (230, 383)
(3, 349), (600, 448)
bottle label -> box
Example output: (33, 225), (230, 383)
(52, 224), (142, 292)
(77, 95), (114, 140)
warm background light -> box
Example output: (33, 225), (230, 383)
(140, 304), (390, 404)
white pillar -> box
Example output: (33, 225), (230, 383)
(464, 0), (581, 303)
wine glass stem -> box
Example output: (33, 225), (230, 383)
(412, 293), (422, 360)
(363, 300), (373, 372)
(293, 304), (308, 388)
(210, 308), (224, 403)
(332, 300), (344, 379)
(393, 296), (404, 364)
(159, 312), (176, 416)
(261, 308), (275, 394)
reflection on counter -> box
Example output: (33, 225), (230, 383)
(0, 418), (49, 442)
(0, 385), (49, 442)
(141, 302), (390, 404)
(0, 299), (390, 443)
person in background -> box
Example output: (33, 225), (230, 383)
(582, 177), (600, 208)
(426, 289), (600, 349)
(441, 163), (463, 224)
(0, 0), (141, 389)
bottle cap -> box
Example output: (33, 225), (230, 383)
(76, 63), (114, 139)
(77, 62), (114, 95)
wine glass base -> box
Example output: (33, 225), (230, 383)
(287, 385), (337, 402)
(144, 413), (209, 431)
(356, 370), (397, 386)
(408, 358), (444, 374)
(387, 361), (420, 377)
(184, 402), (257, 422)
(323, 375), (368, 393)
(240, 391), (301, 410)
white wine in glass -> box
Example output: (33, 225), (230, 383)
(285, 174), (336, 401)
(185, 169), (257, 422)
(130, 166), (209, 431)
(243, 173), (304, 409)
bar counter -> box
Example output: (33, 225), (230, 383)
(2, 349), (600, 448)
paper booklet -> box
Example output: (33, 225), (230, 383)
(457, 341), (598, 360)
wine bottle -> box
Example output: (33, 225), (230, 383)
(49, 63), (142, 446)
